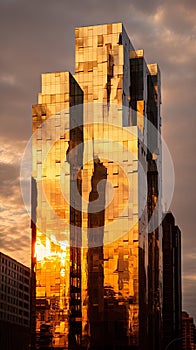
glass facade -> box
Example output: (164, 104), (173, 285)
(32, 73), (84, 349)
(31, 23), (162, 350)
(162, 213), (182, 349)
(146, 63), (162, 350)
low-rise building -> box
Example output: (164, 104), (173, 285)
(0, 251), (30, 350)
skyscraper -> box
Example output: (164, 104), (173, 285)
(31, 73), (84, 349)
(162, 212), (182, 349)
(31, 23), (162, 350)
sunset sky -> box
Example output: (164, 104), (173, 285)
(0, 0), (195, 320)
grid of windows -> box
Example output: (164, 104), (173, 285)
(0, 252), (30, 327)
(32, 72), (83, 348)
(32, 23), (162, 350)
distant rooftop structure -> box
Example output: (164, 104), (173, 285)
(182, 311), (196, 350)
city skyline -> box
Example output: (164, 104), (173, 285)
(0, 0), (195, 326)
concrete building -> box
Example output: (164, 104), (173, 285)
(182, 311), (196, 350)
(0, 251), (30, 350)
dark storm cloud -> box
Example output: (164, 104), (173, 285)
(0, 0), (195, 320)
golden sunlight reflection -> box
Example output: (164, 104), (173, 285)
(35, 232), (69, 264)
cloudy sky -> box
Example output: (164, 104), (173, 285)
(0, 0), (195, 320)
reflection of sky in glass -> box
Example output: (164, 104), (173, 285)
(26, 23), (174, 349)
